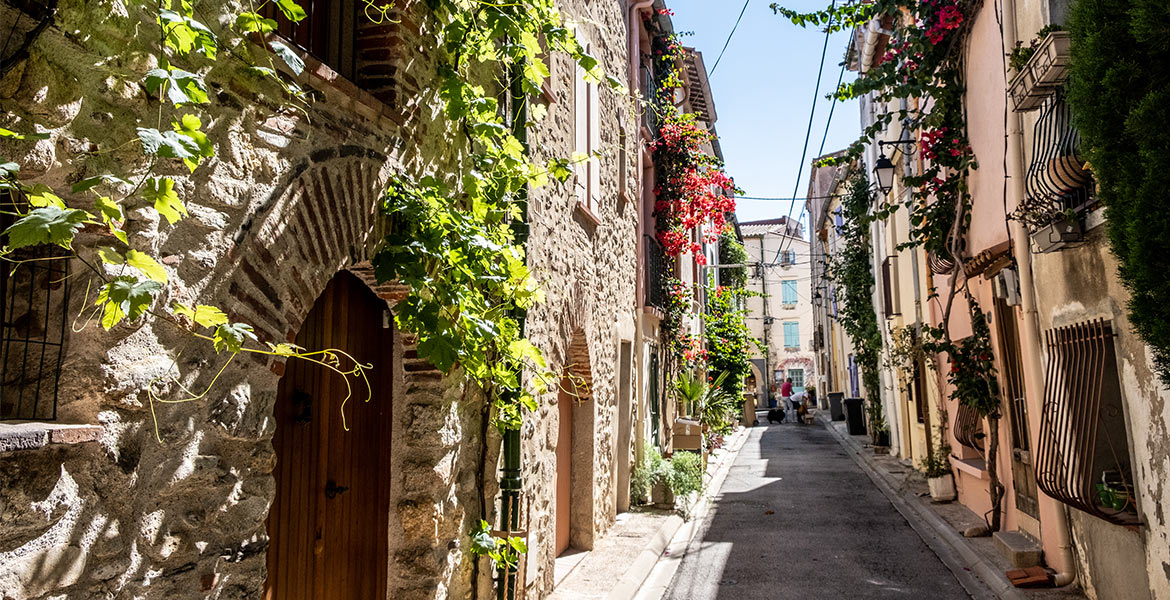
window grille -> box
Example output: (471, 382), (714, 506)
(1037, 319), (1141, 526)
(1014, 90), (1095, 234)
(953, 401), (985, 452)
(644, 235), (668, 309)
(1, 196), (70, 421)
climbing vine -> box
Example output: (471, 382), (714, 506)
(705, 284), (754, 396)
(777, 0), (1006, 526)
(826, 172), (886, 434)
(0, 0), (375, 439)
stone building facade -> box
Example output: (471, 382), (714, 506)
(0, 0), (640, 599)
(740, 217), (816, 404)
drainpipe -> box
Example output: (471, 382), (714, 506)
(759, 236), (770, 395)
(1001, 0), (1076, 586)
(630, 0), (653, 473)
(497, 56), (531, 600)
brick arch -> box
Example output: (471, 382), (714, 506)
(222, 145), (398, 348)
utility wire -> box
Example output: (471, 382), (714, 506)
(780, 0), (837, 251)
(708, 0), (751, 77)
(780, 55), (850, 256)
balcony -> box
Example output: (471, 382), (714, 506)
(1009, 31), (1071, 112)
(1010, 90), (1095, 253)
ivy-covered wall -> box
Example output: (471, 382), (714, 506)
(0, 0), (638, 598)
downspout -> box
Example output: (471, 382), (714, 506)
(498, 55), (531, 600)
(1001, 0), (1076, 586)
(629, 0), (653, 477)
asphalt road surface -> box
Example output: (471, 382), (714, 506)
(663, 422), (970, 600)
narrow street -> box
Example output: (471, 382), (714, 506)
(662, 422), (970, 600)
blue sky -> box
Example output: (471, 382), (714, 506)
(665, 0), (861, 230)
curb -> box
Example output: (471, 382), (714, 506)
(626, 424), (753, 600)
(817, 414), (1027, 600)
(611, 425), (752, 600)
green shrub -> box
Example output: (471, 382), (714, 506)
(1068, 0), (1170, 384)
(630, 443), (664, 504)
(667, 451), (704, 498)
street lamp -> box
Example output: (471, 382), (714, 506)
(873, 154), (896, 195)
(873, 139), (917, 195)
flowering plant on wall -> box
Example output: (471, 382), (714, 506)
(652, 113), (737, 259)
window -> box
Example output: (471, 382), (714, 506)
(834, 208), (844, 234)
(263, 0), (359, 81)
(848, 355), (860, 397)
(881, 256), (900, 317)
(783, 322), (799, 349)
(787, 369), (805, 392)
(574, 38), (600, 215)
(1, 193), (69, 421)
(1036, 319), (1140, 526)
(781, 280), (798, 306)
(777, 249), (795, 266)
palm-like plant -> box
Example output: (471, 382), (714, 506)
(676, 370), (740, 436)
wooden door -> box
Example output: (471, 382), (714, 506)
(555, 382), (573, 556)
(266, 271), (393, 600)
(993, 296), (1039, 518)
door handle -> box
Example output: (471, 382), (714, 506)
(325, 480), (349, 499)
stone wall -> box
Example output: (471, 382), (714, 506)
(0, 0), (637, 598)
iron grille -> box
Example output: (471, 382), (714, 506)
(1036, 319), (1141, 526)
(1, 196), (70, 421)
(644, 234), (668, 309)
(1013, 90), (1095, 234)
(953, 401), (984, 452)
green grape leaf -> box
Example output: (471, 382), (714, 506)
(0, 127), (49, 140)
(158, 9), (217, 58)
(137, 127), (199, 160)
(96, 246), (125, 265)
(172, 114), (214, 171)
(547, 157), (573, 182)
(173, 302), (229, 328)
(213, 321), (257, 353)
(96, 276), (163, 329)
(234, 12), (277, 34)
(266, 341), (303, 356)
(144, 67), (210, 106)
(269, 41), (305, 76)
(125, 249), (168, 283)
(0, 161), (19, 180)
(27, 189), (66, 208)
(143, 177), (187, 225)
(273, 0), (307, 22)
(73, 174), (131, 193)
(2, 206), (90, 249)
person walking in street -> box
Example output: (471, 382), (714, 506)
(781, 378), (794, 422)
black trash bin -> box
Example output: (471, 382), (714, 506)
(828, 392), (846, 421)
(844, 397), (867, 436)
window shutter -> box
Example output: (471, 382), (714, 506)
(783, 322), (799, 348)
(574, 47), (589, 207)
(782, 280), (797, 305)
(588, 68), (600, 210)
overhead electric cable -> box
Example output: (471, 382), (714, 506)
(779, 0), (837, 252)
(708, 0), (751, 77)
(780, 55), (850, 256)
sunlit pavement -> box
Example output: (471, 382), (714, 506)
(660, 422), (970, 600)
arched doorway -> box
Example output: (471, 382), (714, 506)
(266, 271), (394, 600)
(555, 379), (573, 556)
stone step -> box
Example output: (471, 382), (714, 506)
(993, 530), (1042, 568)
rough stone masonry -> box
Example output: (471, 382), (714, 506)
(0, 0), (639, 598)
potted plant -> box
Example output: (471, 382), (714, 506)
(1031, 209), (1082, 253)
(920, 447), (956, 502)
(1097, 471), (1134, 512)
(630, 443), (663, 506)
(1007, 25), (1067, 111)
